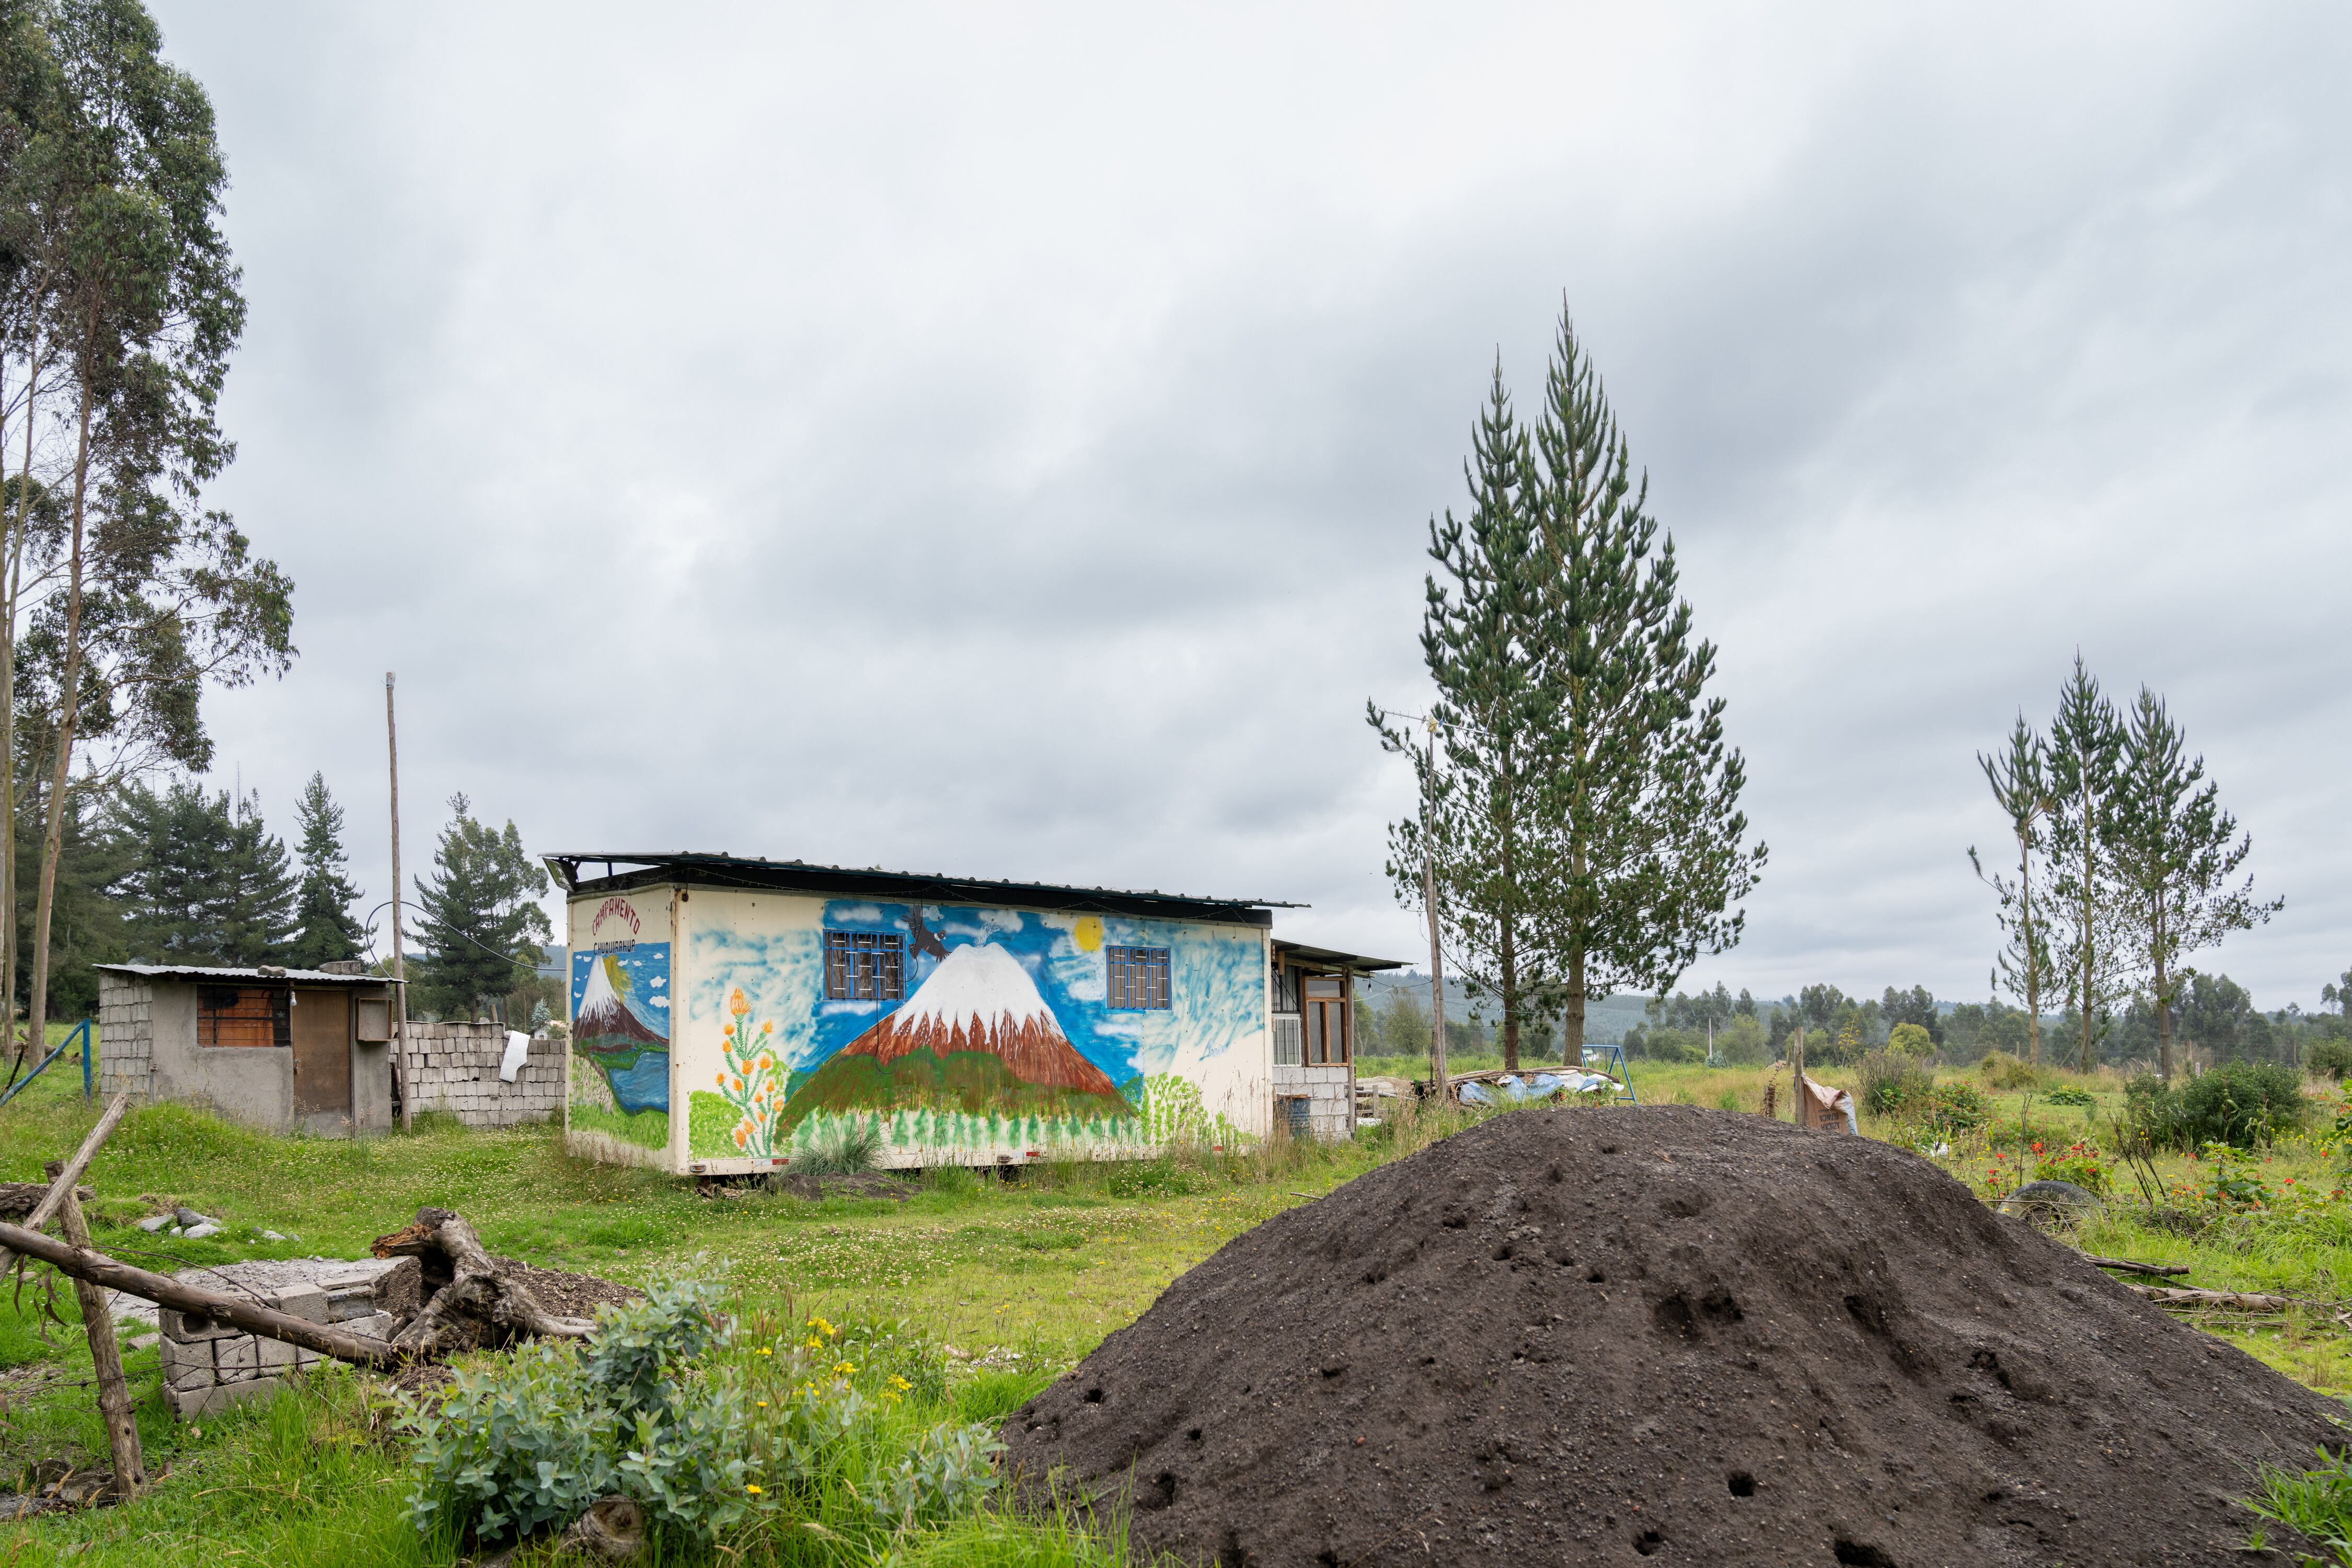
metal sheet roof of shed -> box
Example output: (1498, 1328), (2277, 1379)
(95, 963), (392, 987)
(1272, 939), (1410, 973)
(544, 851), (1299, 926)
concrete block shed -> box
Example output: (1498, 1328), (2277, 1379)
(545, 852), (1403, 1175)
(97, 963), (398, 1137)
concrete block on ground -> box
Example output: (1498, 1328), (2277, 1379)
(215, 1337), (262, 1379)
(160, 1306), (240, 1344)
(169, 1376), (283, 1421)
(269, 1282), (328, 1324)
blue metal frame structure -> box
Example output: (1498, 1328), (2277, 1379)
(1582, 1043), (1638, 1104)
(0, 1018), (94, 1110)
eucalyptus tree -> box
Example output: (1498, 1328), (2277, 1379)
(2045, 656), (2129, 1071)
(1371, 361), (1560, 1070)
(1969, 714), (2051, 1063)
(1525, 307), (1761, 1055)
(10, 0), (292, 1041)
(2107, 687), (2278, 1081)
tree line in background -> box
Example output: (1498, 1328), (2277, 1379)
(1371, 303), (1762, 1076)
(9, 764), (558, 1028)
(1350, 970), (2352, 1074)
(1974, 657), (2277, 1081)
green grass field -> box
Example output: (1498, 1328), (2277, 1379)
(0, 1044), (2342, 1563)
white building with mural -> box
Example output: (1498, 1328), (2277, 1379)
(544, 852), (1400, 1176)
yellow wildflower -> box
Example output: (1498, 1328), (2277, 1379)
(746, 1483), (763, 1495)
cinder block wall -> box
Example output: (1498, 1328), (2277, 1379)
(399, 1022), (564, 1127)
(1270, 1064), (1355, 1139)
(97, 974), (155, 1099)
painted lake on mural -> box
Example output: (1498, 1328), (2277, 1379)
(573, 944), (672, 1114)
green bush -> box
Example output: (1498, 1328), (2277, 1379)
(2125, 1061), (2307, 1150)
(1886, 1022), (1934, 1058)
(2043, 1085), (2094, 1106)
(1977, 1050), (2039, 1090)
(2308, 1039), (2352, 1082)
(1855, 1050), (1934, 1116)
(398, 1278), (998, 1550)
(792, 1120), (884, 1175)
(1916, 1080), (1991, 1136)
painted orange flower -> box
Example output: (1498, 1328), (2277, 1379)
(729, 988), (751, 1018)
(758, 1055), (773, 1070)
(733, 1125), (748, 1148)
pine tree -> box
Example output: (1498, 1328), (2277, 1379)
(1371, 360), (1557, 1070)
(2046, 656), (2129, 1071)
(113, 780), (291, 964)
(1970, 714), (2052, 1064)
(410, 793), (549, 1020)
(285, 771), (362, 967)
(2108, 687), (2279, 1081)
(1524, 307), (1762, 1053)
(219, 791), (297, 965)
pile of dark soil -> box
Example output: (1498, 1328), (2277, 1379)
(500, 1261), (642, 1321)
(1003, 1106), (2339, 1567)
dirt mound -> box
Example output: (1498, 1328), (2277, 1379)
(1002, 1107), (2338, 1567)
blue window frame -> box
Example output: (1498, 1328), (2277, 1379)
(1106, 945), (1170, 1010)
(824, 931), (905, 1001)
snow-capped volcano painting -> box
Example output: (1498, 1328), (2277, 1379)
(777, 941), (1128, 1128)
(677, 894), (1267, 1164)
(571, 946), (671, 1115)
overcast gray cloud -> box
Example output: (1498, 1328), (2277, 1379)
(147, 2), (2351, 1010)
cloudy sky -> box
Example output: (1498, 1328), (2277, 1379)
(148, 3), (2349, 1010)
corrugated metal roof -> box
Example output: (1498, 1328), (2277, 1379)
(1272, 939), (1410, 973)
(95, 963), (393, 987)
(543, 850), (1302, 925)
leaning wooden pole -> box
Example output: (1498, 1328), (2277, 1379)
(387, 672), (411, 1133)
(0, 1220), (399, 1371)
(1423, 718), (1447, 1102)
(0, 1093), (128, 1278)
(48, 1160), (140, 1496)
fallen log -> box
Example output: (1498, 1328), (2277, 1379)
(373, 1208), (593, 1359)
(2085, 1255), (2192, 1278)
(0, 1220), (400, 1371)
(2127, 1284), (2297, 1312)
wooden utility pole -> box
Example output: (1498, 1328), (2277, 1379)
(1789, 1025), (1805, 1124)
(387, 673), (411, 1133)
(1423, 717), (1447, 1101)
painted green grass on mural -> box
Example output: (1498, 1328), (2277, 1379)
(789, 1105), (1148, 1156)
(568, 1101), (669, 1152)
(688, 1089), (747, 1157)
(777, 1046), (1134, 1132)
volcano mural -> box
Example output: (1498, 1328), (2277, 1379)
(676, 893), (1269, 1166)
(572, 946), (671, 1117)
(778, 942), (1130, 1129)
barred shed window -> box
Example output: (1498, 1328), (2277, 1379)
(824, 931), (905, 1001)
(1107, 946), (1170, 1010)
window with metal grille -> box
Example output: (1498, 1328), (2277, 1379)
(199, 986), (289, 1048)
(1272, 1016), (1303, 1065)
(824, 931), (905, 1001)
(1107, 945), (1170, 1010)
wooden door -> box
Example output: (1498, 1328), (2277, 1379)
(291, 989), (352, 1115)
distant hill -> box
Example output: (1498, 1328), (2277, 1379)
(1357, 970), (1651, 1045)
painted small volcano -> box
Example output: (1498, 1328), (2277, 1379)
(779, 943), (1134, 1128)
(575, 954), (669, 1114)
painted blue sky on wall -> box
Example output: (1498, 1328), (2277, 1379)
(685, 902), (1264, 1089)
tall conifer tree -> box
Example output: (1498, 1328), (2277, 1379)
(285, 770), (360, 967)
(1970, 715), (2052, 1063)
(2108, 688), (2278, 1081)
(1526, 308), (1761, 1054)
(1372, 362), (1556, 1069)
(410, 793), (548, 1021)
(2046, 656), (2127, 1071)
